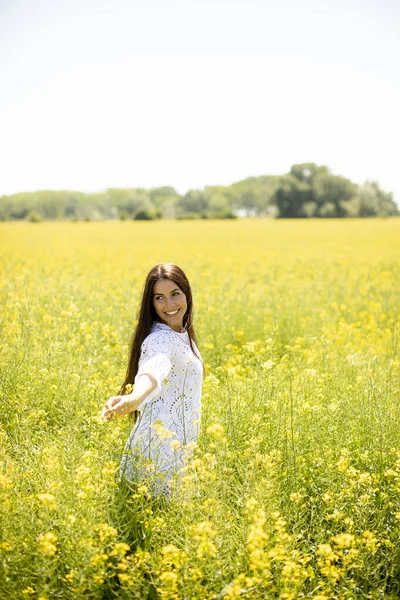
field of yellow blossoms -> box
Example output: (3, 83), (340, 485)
(1, 218), (400, 599)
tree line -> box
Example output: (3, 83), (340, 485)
(0, 163), (397, 221)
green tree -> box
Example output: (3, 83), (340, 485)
(149, 187), (180, 219)
(341, 181), (397, 217)
(313, 172), (356, 217)
(26, 210), (42, 222)
(177, 189), (207, 217)
(108, 189), (155, 218)
(275, 164), (369, 218)
(289, 163), (329, 185)
(274, 175), (313, 218)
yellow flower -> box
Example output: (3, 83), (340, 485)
(0, 542), (13, 551)
(0, 474), (13, 490)
(62, 571), (77, 584)
(262, 360), (274, 370)
(91, 553), (108, 566)
(38, 532), (58, 556)
(290, 492), (302, 503)
(322, 492), (333, 503)
(222, 573), (251, 599)
(316, 544), (338, 562)
(196, 539), (218, 559)
(151, 420), (175, 439)
(118, 573), (134, 586)
(362, 531), (379, 551)
(158, 571), (178, 585)
(92, 412), (107, 424)
(331, 533), (355, 548)
(206, 423), (225, 437)
(191, 521), (218, 559)
(37, 492), (57, 509)
(93, 523), (118, 541)
(161, 544), (187, 568)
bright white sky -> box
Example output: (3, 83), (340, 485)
(1, 0), (399, 204)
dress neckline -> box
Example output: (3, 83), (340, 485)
(152, 321), (188, 336)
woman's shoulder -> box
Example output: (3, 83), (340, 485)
(142, 323), (176, 349)
(149, 322), (177, 338)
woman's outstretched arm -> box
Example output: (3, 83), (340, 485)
(101, 373), (157, 421)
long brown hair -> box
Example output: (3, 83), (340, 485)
(120, 264), (202, 421)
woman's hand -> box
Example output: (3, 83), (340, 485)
(101, 394), (135, 421)
(101, 375), (157, 422)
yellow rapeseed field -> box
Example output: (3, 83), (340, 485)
(1, 218), (399, 599)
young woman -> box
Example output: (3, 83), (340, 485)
(102, 263), (203, 498)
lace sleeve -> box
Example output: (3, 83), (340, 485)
(134, 332), (173, 409)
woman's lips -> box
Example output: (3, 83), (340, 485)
(164, 309), (180, 316)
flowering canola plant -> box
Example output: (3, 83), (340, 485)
(0, 218), (400, 599)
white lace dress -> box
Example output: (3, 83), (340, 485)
(119, 322), (203, 496)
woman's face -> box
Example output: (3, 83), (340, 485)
(153, 278), (188, 332)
